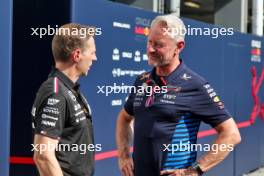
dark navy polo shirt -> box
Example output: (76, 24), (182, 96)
(124, 60), (231, 176)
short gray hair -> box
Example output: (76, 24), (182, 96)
(151, 14), (186, 42)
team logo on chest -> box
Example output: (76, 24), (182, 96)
(163, 94), (176, 100)
(160, 94), (176, 104)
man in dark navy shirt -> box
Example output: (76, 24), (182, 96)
(116, 14), (241, 176)
(32, 23), (97, 176)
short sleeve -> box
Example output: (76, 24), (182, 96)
(33, 94), (66, 139)
(124, 76), (142, 116)
(190, 83), (231, 127)
(124, 93), (135, 116)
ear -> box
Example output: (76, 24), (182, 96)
(71, 49), (82, 63)
(173, 41), (185, 56)
(177, 41), (185, 50)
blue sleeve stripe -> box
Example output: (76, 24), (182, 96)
(163, 162), (194, 170)
(178, 118), (199, 124)
(165, 153), (197, 161)
(173, 131), (198, 137)
(176, 122), (200, 128)
(167, 150), (196, 156)
(172, 136), (197, 142)
(164, 158), (196, 166)
(173, 126), (199, 133)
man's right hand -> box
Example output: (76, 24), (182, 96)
(116, 109), (134, 176)
(118, 157), (134, 176)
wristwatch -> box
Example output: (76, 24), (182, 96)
(191, 162), (204, 175)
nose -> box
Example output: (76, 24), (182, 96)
(93, 56), (97, 61)
(147, 44), (155, 53)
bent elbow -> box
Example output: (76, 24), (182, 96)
(33, 151), (51, 165)
(233, 131), (242, 145)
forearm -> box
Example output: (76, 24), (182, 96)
(35, 155), (63, 176)
(198, 130), (240, 172)
(116, 115), (133, 158)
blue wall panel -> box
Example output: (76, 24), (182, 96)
(0, 0), (13, 176)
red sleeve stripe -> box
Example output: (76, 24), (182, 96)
(54, 77), (58, 93)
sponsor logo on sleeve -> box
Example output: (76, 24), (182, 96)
(47, 98), (60, 105)
(203, 84), (225, 109)
(41, 120), (56, 127)
(43, 107), (59, 115)
(74, 110), (84, 117)
(41, 114), (58, 121)
(31, 107), (36, 116)
(75, 116), (86, 123)
(74, 104), (81, 111)
(204, 84), (217, 98)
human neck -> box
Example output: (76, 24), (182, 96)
(55, 62), (79, 83)
(155, 58), (180, 76)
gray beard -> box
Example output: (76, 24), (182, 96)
(149, 60), (170, 67)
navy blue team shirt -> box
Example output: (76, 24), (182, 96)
(124, 60), (231, 176)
